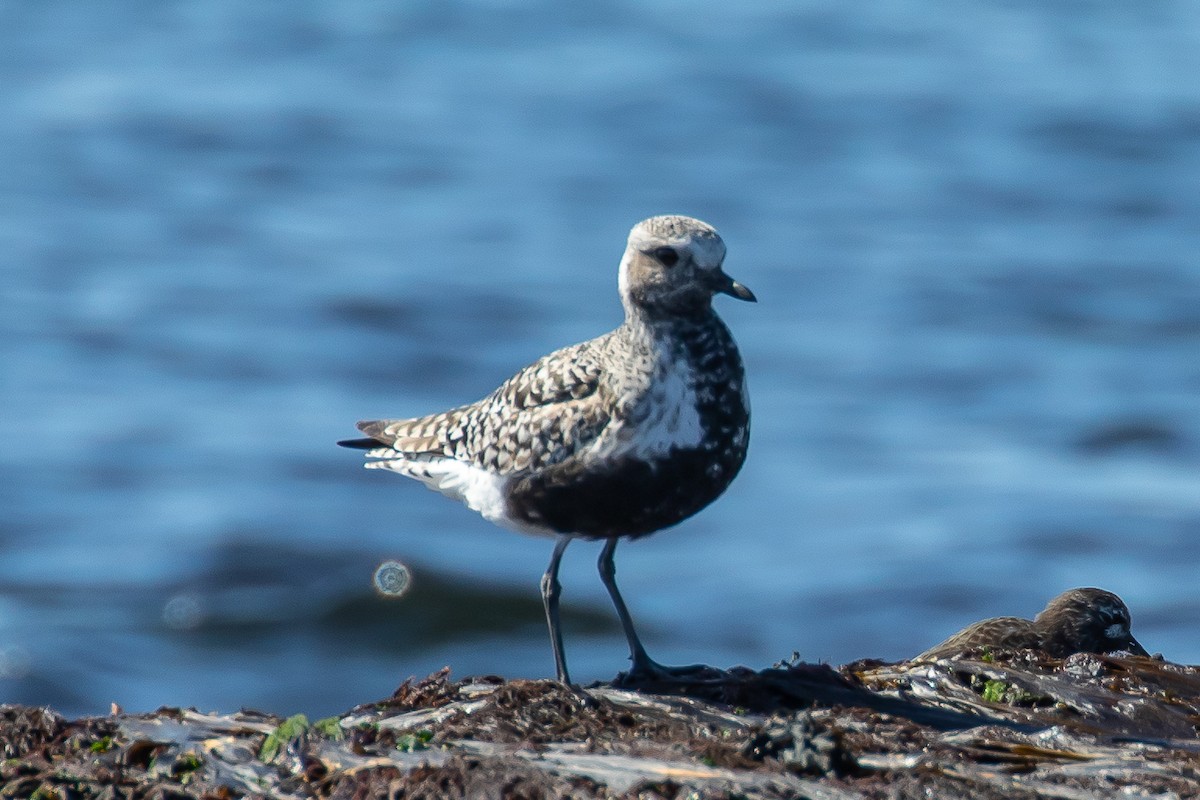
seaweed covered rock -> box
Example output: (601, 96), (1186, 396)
(3, 653), (1200, 799)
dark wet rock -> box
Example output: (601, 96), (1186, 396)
(324, 756), (600, 800)
(5, 655), (1200, 798)
(742, 712), (857, 777)
(0, 705), (65, 759)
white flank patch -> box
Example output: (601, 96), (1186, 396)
(367, 456), (551, 537)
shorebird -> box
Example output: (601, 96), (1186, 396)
(340, 215), (755, 684)
(916, 587), (1148, 660)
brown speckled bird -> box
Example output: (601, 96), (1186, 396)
(917, 587), (1148, 660)
(340, 215), (755, 684)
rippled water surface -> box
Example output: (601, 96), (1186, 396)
(4, 2), (1200, 717)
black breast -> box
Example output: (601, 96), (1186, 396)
(505, 314), (750, 539)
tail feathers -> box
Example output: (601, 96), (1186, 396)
(357, 419), (393, 440)
(338, 438), (417, 460)
(342, 417), (445, 461)
(339, 434), (436, 462)
(363, 452), (446, 478)
(364, 459), (408, 470)
(364, 447), (409, 460)
(337, 438), (380, 450)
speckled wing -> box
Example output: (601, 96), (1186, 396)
(356, 335), (615, 475)
(916, 617), (1041, 661)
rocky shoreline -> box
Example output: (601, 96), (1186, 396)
(4, 652), (1199, 799)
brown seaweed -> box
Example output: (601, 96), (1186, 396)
(4, 652), (1200, 799)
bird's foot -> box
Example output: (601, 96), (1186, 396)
(614, 658), (727, 688)
(550, 675), (601, 708)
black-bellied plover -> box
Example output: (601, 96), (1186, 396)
(340, 215), (755, 684)
(916, 588), (1147, 660)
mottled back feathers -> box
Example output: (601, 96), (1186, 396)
(358, 335), (612, 475)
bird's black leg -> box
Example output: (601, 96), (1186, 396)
(541, 535), (573, 684)
(597, 537), (651, 669)
(597, 537), (710, 682)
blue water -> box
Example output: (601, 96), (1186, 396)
(4, 2), (1200, 718)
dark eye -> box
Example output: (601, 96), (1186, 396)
(651, 247), (679, 267)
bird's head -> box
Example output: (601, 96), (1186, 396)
(618, 215), (755, 317)
(1036, 587), (1148, 657)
